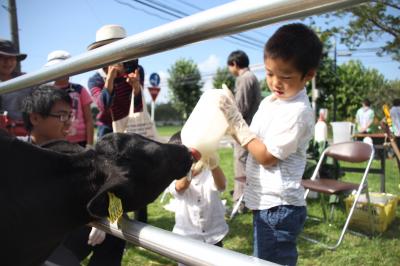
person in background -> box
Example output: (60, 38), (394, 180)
(220, 23), (322, 265)
(314, 108), (328, 156)
(0, 39), (32, 136)
(355, 98), (374, 133)
(390, 98), (400, 137)
(168, 132), (228, 266)
(87, 24), (145, 139)
(227, 50), (261, 214)
(59, 24), (144, 266)
(45, 50), (94, 147)
(87, 24), (147, 224)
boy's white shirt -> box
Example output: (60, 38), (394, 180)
(169, 169), (228, 245)
(356, 107), (374, 131)
(244, 88), (315, 210)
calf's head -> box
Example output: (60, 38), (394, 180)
(87, 133), (194, 218)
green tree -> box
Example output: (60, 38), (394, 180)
(336, 60), (388, 121)
(308, 1), (400, 62)
(212, 67), (235, 91)
(154, 102), (183, 124)
(167, 59), (203, 119)
(259, 79), (272, 98)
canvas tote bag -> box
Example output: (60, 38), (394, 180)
(112, 90), (158, 140)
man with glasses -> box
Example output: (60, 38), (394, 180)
(21, 85), (73, 145)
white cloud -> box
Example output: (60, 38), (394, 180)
(198, 54), (220, 73)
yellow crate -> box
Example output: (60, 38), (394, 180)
(344, 192), (398, 233)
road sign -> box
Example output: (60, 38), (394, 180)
(148, 86), (161, 102)
(149, 73), (161, 87)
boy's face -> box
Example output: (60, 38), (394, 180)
(30, 100), (72, 144)
(264, 57), (315, 100)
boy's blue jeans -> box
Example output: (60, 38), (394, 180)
(253, 205), (306, 266)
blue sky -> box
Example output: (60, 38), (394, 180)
(1, 0), (399, 103)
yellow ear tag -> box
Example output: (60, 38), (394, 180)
(107, 192), (123, 223)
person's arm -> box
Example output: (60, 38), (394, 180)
(219, 90), (278, 167)
(80, 88), (94, 146)
(104, 65), (123, 95)
(175, 176), (191, 193)
(206, 153), (226, 191)
(83, 104), (94, 146)
(245, 138), (278, 167)
(235, 75), (258, 120)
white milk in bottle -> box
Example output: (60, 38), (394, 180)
(181, 88), (233, 158)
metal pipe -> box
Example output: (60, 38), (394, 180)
(0, 0), (366, 94)
(91, 218), (278, 266)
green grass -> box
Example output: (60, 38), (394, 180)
(116, 146), (400, 265)
(156, 126), (182, 137)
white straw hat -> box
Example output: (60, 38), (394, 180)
(44, 50), (71, 67)
(87, 24), (127, 50)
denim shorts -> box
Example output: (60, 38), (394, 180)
(253, 205), (306, 266)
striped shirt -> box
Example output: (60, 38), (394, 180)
(88, 67), (144, 126)
(244, 89), (314, 210)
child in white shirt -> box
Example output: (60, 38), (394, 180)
(168, 132), (228, 250)
(219, 23), (323, 266)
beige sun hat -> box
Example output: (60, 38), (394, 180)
(44, 50), (71, 67)
(87, 24), (127, 50)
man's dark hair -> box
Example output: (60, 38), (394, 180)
(168, 131), (182, 145)
(264, 23), (323, 77)
(363, 98), (371, 107)
(227, 50), (250, 68)
(393, 99), (400, 107)
(22, 85), (72, 131)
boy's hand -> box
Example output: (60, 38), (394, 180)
(205, 152), (219, 170)
(88, 227), (106, 246)
(219, 95), (256, 146)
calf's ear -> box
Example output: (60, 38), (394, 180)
(86, 167), (129, 219)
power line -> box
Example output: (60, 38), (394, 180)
(115, 0), (263, 50)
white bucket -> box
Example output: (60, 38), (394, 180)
(331, 122), (354, 144)
(181, 89), (231, 158)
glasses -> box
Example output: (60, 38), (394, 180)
(48, 112), (75, 122)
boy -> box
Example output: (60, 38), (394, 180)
(21, 86), (105, 265)
(168, 132), (228, 265)
(21, 85), (73, 144)
(227, 50), (261, 213)
(220, 23), (322, 265)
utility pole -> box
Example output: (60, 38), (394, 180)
(333, 37), (337, 122)
(8, 0), (21, 73)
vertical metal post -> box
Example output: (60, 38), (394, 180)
(333, 37), (337, 122)
(8, 0), (21, 73)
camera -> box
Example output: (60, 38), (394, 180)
(123, 59), (139, 73)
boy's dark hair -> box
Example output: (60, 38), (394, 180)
(22, 85), (72, 131)
(363, 98), (371, 107)
(264, 23), (323, 77)
(227, 50), (250, 68)
(392, 99), (400, 106)
(168, 131), (182, 145)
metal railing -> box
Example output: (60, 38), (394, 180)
(91, 218), (278, 266)
(2, 0), (367, 264)
(0, 0), (366, 94)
